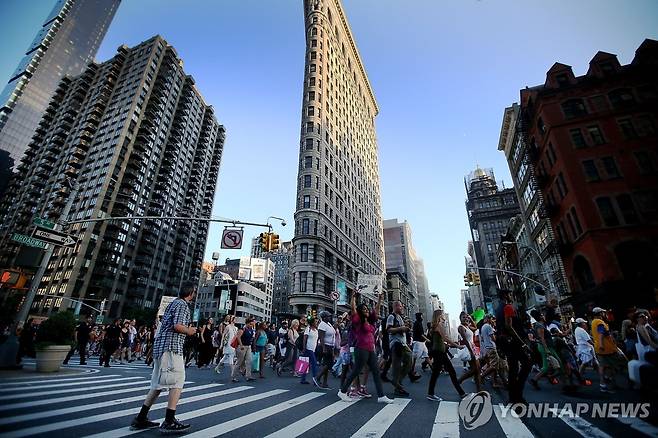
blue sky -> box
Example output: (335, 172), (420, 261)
(1, 0), (657, 320)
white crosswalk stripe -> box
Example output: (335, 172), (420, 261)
(185, 392), (326, 438)
(2, 374), (115, 386)
(431, 400), (460, 438)
(0, 383), (220, 426)
(0, 377), (146, 401)
(265, 397), (363, 438)
(1, 371), (655, 438)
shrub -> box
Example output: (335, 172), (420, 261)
(35, 311), (76, 349)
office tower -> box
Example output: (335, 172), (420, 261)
(383, 219), (419, 315)
(514, 39), (658, 314)
(0, 36), (225, 318)
(290, 0), (385, 314)
(464, 167), (521, 309)
(0, 0), (121, 196)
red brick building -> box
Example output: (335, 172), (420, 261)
(519, 39), (658, 314)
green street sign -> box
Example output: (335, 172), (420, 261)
(33, 217), (56, 230)
(11, 233), (48, 249)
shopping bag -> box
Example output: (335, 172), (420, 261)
(456, 346), (472, 362)
(230, 335), (239, 349)
(252, 351), (260, 372)
(295, 356), (310, 374)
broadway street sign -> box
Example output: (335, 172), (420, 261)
(10, 233), (48, 249)
(33, 228), (77, 247)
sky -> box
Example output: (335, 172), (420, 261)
(1, 0), (657, 320)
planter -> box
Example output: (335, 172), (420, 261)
(35, 345), (71, 372)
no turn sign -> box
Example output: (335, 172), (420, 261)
(330, 291), (340, 301)
(221, 228), (243, 249)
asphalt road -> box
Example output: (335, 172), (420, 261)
(1, 354), (657, 438)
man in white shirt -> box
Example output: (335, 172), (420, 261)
(480, 315), (504, 387)
(574, 318), (599, 376)
(128, 319), (138, 362)
(317, 311), (337, 389)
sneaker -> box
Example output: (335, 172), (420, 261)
(231, 378), (239, 383)
(378, 396), (394, 404)
(300, 380), (310, 384)
(338, 390), (356, 402)
(348, 387), (362, 398)
(394, 387), (409, 397)
(159, 418), (191, 434)
(246, 378), (256, 382)
(358, 385), (372, 398)
(276, 365), (282, 377)
(130, 417), (158, 430)
(426, 394), (442, 402)
(600, 384), (615, 393)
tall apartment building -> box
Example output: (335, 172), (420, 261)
(414, 258), (431, 318)
(290, 0), (385, 314)
(498, 103), (570, 307)
(383, 219), (418, 314)
(0, 36), (225, 319)
(516, 39), (658, 314)
(250, 236), (265, 259)
(249, 238), (294, 318)
(385, 271), (412, 319)
(216, 258), (275, 324)
(465, 168), (521, 308)
(0, 0), (121, 196)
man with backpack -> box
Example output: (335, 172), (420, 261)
(386, 300), (418, 396)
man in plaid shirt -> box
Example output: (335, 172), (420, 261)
(130, 281), (197, 433)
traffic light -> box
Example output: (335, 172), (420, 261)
(472, 273), (481, 286)
(463, 274), (470, 287)
(311, 309), (317, 320)
(269, 233), (280, 252)
(258, 232), (268, 252)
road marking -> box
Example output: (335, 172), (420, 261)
(493, 404), (533, 438)
(0, 383), (153, 412)
(0, 383), (221, 426)
(84, 388), (284, 438)
(430, 401), (460, 438)
(2, 384), (247, 438)
(185, 392), (326, 438)
(615, 416), (658, 437)
(0, 377), (146, 401)
(0, 375), (125, 392)
(549, 409), (612, 438)
(265, 397), (362, 438)
(1, 374), (119, 386)
(351, 398), (411, 438)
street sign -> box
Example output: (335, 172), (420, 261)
(221, 228), (243, 249)
(96, 315), (104, 324)
(330, 291), (340, 301)
(33, 217), (56, 230)
(193, 308), (200, 322)
(33, 228), (77, 247)
(10, 233), (48, 249)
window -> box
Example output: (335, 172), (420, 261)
(561, 98), (588, 119)
(596, 197), (620, 226)
(556, 172), (568, 198)
(616, 194), (638, 224)
(635, 115), (656, 136)
(634, 151), (655, 174)
(307, 106), (314, 116)
(570, 128), (587, 148)
(618, 118), (637, 139)
(303, 195), (310, 208)
(555, 73), (570, 87)
(609, 88), (635, 108)
(305, 138), (314, 150)
(602, 157), (620, 179)
(302, 218), (309, 234)
(582, 160), (600, 181)
(300, 244), (308, 262)
(304, 156), (312, 168)
(300, 272), (307, 292)
(599, 62), (615, 75)
(587, 125), (605, 145)
(547, 142), (557, 166)
(571, 207), (583, 235)
(309, 64), (316, 73)
(303, 175), (311, 187)
(537, 117), (546, 135)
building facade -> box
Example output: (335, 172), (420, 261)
(465, 168), (521, 309)
(383, 219), (418, 314)
(414, 258), (431, 318)
(0, 0), (121, 196)
(268, 241), (294, 318)
(0, 36), (225, 319)
(498, 103), (570, 308)
(290, 0), (385, 315)
(216, 258), (275, 324)
(385, 271), (412, 319)
(517, 39), (658, 314)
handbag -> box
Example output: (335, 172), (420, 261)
(230, 334), (239, 349)
(295, 356), (310, 374)
(456, 347), (472, 362)
(252, 351), (260, 372)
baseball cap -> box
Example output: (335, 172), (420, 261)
(592, 307), (605, 314)
(575, 318), (587, 324)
